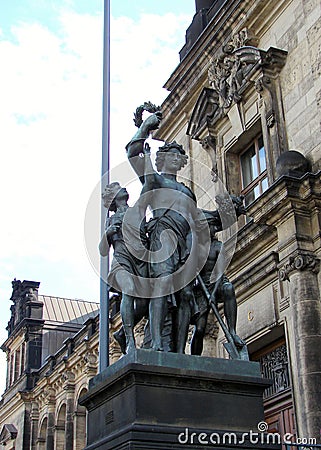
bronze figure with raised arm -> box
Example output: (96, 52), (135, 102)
(126, 112), (200, 352)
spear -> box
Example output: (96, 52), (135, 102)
(196, 274), (249, 360)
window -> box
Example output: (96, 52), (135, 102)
(14, 348), (20, 381)
(240, 136), (268, 206)
(20, 343), (25, 376)
(9, 354), (14, 386)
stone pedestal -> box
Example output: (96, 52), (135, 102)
(80, 349), (280, 449)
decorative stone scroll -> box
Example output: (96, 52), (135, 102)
(279, 253), (320, 281)
(40, 386), (55, 406)
(226, 28), (259, 52)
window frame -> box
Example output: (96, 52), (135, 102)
(240, 134), (268, 206)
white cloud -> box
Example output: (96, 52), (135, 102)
(109, 12), (191, 160)
(0, 12), (103, 263)
(0, 7), (192, 395)
(0, 10), (104, 395)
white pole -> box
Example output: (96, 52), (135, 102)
(99, 0), (110, 371)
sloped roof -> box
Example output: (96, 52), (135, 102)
(40, 295), (99, 325)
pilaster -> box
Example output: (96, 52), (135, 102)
(30, 402), (39, 450)
(63, 370), (76, 450)
(44, 388), (55, 450)
(248, 172), (321, 442)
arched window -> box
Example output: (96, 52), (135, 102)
(55, 404), (66, 450)
(74, 388), (88, 450)
(37, 417), (47, 450)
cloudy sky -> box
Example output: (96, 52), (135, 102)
(0, 0), (195, 394)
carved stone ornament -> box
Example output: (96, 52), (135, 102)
(259, 344), (290, 399)
(200, 134), (218, 181)
(43, 387), (55, 404)
(7, 279), (41, 335)
(187, 28), (287, 140)
(224, 28), (259, 53)
(84, 351), (97, 366)
(206, 322), (219, 340)
(208, 28), (260, 110)
(61, 370), (76, 383)
(266, 110), (276, 128)
(279, 253), (320, 281)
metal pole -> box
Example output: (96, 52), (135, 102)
(99, 0), (110, 371)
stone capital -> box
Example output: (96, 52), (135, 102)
(279, 253), (320, 281)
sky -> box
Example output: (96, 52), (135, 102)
(0, 1), (196, 395)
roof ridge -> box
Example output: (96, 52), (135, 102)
(39, 294), (99, 304)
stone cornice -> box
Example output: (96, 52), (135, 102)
(1, 319), (44, 353)
(0, 390), (27, 416)
(231, 251), (279, 301)
(224, 220), (277, 278)
(21, 315), (99, 399)
(246, 171), (321, 227)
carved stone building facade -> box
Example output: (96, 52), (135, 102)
(0, 280), (99, 449)
(154, 0), (321, 443)
(1, 0), (321, 448)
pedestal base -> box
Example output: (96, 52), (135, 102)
(80, 349), (280, 449)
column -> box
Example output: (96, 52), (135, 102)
(45, 389), (56, 450)
(280, 253), (321, 442)
(63, 370), (76, 450)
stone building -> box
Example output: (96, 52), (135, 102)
(153, 0), (321, 443)
(0, 280), (99, 449)
(1, 0), (321, 448)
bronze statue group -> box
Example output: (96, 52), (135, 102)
(99, 111), (247, 358)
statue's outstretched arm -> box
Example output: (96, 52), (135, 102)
(201, 194), (246, 232)
(126, 112), (162, 183)
(142, 142), (160, 188)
